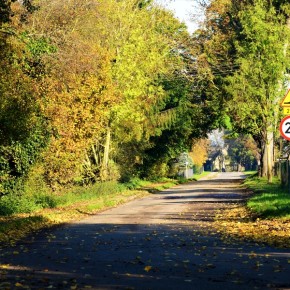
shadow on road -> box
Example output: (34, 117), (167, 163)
(1, 220), (290, 289)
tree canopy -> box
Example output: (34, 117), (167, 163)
(0, 0), (215, 196)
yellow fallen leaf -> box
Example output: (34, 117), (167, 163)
(15, 282), (24, 287)
(144, 266), (152, 272)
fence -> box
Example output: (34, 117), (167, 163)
(178, 168), (194, 179)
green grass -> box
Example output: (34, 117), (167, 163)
(54, 181), (126, 207)
(244, 175), (290, 219)
(243, 171), (258, 177)
(194, 171), (212, 180)
(0, 181), (126, 215)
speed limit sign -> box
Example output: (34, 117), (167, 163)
(280, 116), (290, 141)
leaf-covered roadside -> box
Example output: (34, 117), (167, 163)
(214, 175), (290, 248)
(0, 178), (183, 247)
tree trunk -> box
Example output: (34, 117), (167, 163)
(260, 122), (274, 182)
(266, 124), (274, 183)
(261, 141), (267, 177)
(100, 126), (111, 181)
(91, 143), (99, 166)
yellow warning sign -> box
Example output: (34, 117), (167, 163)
(280, 89), (290, 107)
(283, 107), (290, 115)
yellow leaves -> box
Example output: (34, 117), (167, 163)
(0, 264), (10, 269)
(190, 139), (209, 167)
(214, 204), (290, 248)
(144, 265), (152, 272)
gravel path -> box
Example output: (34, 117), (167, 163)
(0, 172), (290, 290)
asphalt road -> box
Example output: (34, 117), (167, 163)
(1, 172), (290, 290)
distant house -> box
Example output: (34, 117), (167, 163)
(204, 148), (229, 172)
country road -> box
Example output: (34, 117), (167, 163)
(1, 172), (290, 290)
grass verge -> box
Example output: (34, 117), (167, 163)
(214, 174), (290, 248)
(194, 171), (212, 180)
(245, 176), (290, 219)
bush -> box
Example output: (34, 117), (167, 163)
(123, 177), (144, 190)
(176, 176), (188, 184)
(146, 162), (169, 180)
(192, 165), (204, 174)
(0, 193), (40, 215)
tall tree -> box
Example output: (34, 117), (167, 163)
(0, 0), (48, 194)
(194, 0), (290, 182)
(226, 0), (290, 181)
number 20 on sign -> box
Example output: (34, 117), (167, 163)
(280, 116), (290, 141)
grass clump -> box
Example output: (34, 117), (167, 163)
(244, 176), (290, 219)
(0, 192), (57, 216)
(53, 181), (126, 207)
(122, 177), (151, 190)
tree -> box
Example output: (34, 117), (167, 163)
(194, 0), (290, 182)
(0, 0), (48, 194)
(189, 138), (209, 172)
(225, 1), (290, 181)
(226, 135), (259, 171)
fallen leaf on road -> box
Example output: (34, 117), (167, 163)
(144, 266), (152, 272)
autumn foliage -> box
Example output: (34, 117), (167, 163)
(189, 139), (209, 168)
(0, 0), (205, 199)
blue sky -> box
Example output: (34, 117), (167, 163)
(154, 0), (203, 33)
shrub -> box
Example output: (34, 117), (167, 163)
(123, 177), (144, 190)
(147, 162), (169, 180)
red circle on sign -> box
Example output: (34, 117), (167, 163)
(280, 116), (290, 141)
